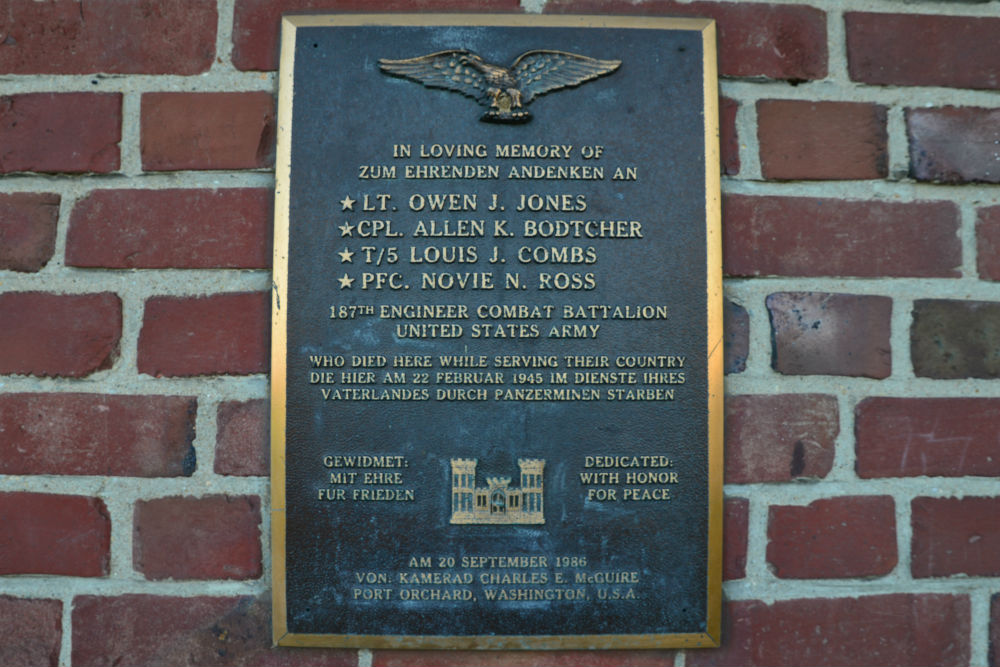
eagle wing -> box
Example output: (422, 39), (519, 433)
(378, 50), (491, 103)
(511, 50), (621, 104)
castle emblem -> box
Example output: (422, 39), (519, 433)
(450, 458), (545, 524)
(378, 50), (621, 123)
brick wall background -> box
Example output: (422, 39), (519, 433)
(0, 0), (998, 665)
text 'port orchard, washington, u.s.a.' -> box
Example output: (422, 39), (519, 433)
(271, 13), (723, 650)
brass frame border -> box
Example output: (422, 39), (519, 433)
(271, 13), (723, 650)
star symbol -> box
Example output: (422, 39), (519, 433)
(338, 248), (354, 263)
(339, 221), (354, 237)
(340, 195), (356, 211)
(338, 274), (354, 289)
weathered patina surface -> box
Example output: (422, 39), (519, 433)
(272, 14), (722, 649)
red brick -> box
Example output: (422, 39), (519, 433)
(912, 497), (1000, 578)
(846, 13), (1000, 90)
(979, 207), (1000, 281)
(141, 93), (276, 171)
(912, 299), (1000, 379)
(546, 1), (826, 81)
(67, 189), (272, 269)
(723, 497), (748, 581)
(724, 195), (961, 278)
(768, 292), (892, 378)
(767, 496), (897, 579)
(0, 292), (121, 377)
(0, 492), (109, 576)
(72, 594), (354, 667)
(0, 0), (215, 75)
(0, 93), (120, 173)
(0, 596), (61, 667)
(725, 394), (838, 484)
(991, 594), (1000, 667)
(134, 496), (262, 581)
(720, 97), (739, 175)
(0, 192), (59, 272)
(375, 651), (673, 667)
(758, 100), (887, 180)
(724, 299), (748, 374)
(232, 0), (521, 71)
(908, 107), (1000, 184)
(0, 393), (195, 477)
(138, 293), (269, 377)
(216, 399), (269, 476)
(856, 397), (1000, 478)
(687, 594), (970, 667)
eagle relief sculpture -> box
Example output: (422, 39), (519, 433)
(378, 49), (621, 123)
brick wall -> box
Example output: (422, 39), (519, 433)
(1, 0), (998, 665)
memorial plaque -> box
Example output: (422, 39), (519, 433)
(271, 14), (723, 649)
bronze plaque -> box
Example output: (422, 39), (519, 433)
(271, 14), (723, 649)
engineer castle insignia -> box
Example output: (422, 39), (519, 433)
(450, 458), (545, 525)
(378, 50), (621, 123)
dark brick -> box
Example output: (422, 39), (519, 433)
(912, 497), (1000, 578)
(846, 13), (1000, 90)
(724, 195), (961, 278)
(0, 393), (196, 477)
(72, 593), (354, 667)
(908, 107), (1000, 184)
(67, 189), (272, 269)
(374, 650), (673, 666)
(767, 496), (897, 579)
(138, 292), (269, 377)
(724, 497), (748, 581)
(724, 299), (748, 374)
(979, 206), (1000, 281)
(0, 93), (120, 173)
(758, 100), (887, 180)
(216, 400), (269, 476)
(142, 93), (276, 171)
(720, 97), (740, 175)
(0, 292), (121, 377)
(546, 0), (827, 81)
(687, 594), (970, 666)
(725, 394), (838, 484)
(768, 292), (892, 378)
(991, 594), (1000, 667)
(0, 493), (109, 576)
(0, 596), (61, 667)
(0, 0), (216, 75)
(856, 397), (1000, 478)
(134, 496), (262, 581)
(912, 299), (1000, 378)
(232, 0), (521, 71)
(0, 192), (59, 272)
